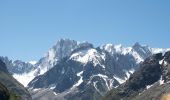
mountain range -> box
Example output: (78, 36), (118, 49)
(0, 39), (169, 100)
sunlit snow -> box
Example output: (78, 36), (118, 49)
(29, 61), (37, 65)
(159, 76), (164, 85)
(93, 74), (111, 90)
(146, 84), (153, 89)
(70, 49), (105, 67)
(114, 76), (126, 84)
(13, 69), (37, 87)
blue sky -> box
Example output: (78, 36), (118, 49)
(0, 0), (170, 61)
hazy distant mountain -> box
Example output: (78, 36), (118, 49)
(0, 56), (35, 74)
(0, 57), (36, 87)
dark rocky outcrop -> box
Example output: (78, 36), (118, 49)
(103, 51), (170, 100)
(0, 82), (10, 100)
(0, 59), (9, 73)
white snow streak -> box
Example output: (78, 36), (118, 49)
(93, 74), (111, 90)
(114, 76), (126, 84)
(159, 76), (164, 85)
(72, 71), (84, 88)
(53, 92), (58, 95)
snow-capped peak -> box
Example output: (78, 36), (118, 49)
(114, 44), (123, 52)
(101, 44), (132, 55)
(102, 44), (114, 53)
(45, 38), (78, 61)
(101, 43), (152, 63)
(38, 39), (78, 71)
(70, 48), (105, 67)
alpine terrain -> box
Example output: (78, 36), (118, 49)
(1, 39), (169, 100)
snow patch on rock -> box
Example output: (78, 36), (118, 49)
(114, 76), (126, 84)
(71, 71), (84, 89)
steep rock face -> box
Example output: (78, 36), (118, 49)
(0, 59), (32, 100)
(162, 51), (170, 82)
(125, 53), (162, 92)
(35, 39), (78, 75)
(132, 42), (152, 59)
(29, 58), (82, 90)
(103, 51), (170, 100)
